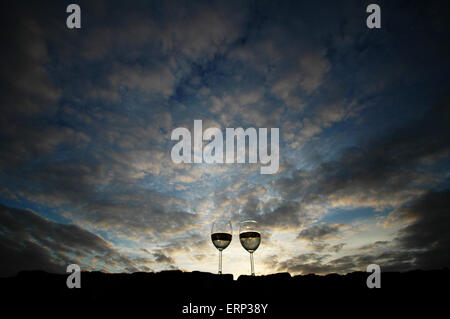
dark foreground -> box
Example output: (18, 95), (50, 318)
(1, 269), (448, 317)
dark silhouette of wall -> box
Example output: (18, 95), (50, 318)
(0, 269), (448, 317)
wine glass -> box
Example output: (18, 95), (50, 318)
(239, 220), (261, 276)
(211, 220), (232, 274)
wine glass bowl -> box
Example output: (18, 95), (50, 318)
(239, 230), (261, 252)
(211, 232), (232, 251)
(211, 220), (232, 274)
(239, 220), (260, 276)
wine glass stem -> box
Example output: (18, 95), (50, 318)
(250, 252), (255, 276)
(218, 250), (222, 274)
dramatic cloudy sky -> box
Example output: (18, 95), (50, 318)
(1, 0), (450, 277)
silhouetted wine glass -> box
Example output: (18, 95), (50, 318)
(211, 220), (232, 274)
(239, 220), (261, 276)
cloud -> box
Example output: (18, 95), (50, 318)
(271, 249), (417, 275)
(206, 88), (282, 128)
(272, 253), (333, 275)
(0, 15), (84, 174)
(297, 224), (345, 241)
(150, 250), (176, 265)
(0, 203), (189, 276)
(329, 243), (346, 253)
(355, 241), (390, 251)
(271, 188), (450, 274)
(107, 63), (176, 98)
(72, 1), (247, 103)
(214, 182), (310, 231)
(310, 242), (345, 253)
(2, 155), (199, 238)
(0, 17), (60, 117)
(391, 188), (450, 269)
(0, 124), (90, 174)
(158, 1), (247, 60)
(1, 1), (450, 276)
(258, 201), (309, 230)
(276, 96), (450, 210)
(0, 204), (139, 277)
(79, 190), (199, 237)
